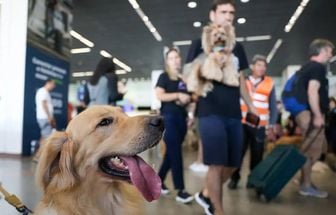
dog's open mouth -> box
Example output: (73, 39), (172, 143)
(212, 40), (227, 53)
(99, 155), (161, 202)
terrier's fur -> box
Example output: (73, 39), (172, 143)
(185, 24), (239, 97)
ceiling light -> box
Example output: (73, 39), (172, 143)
(284, 0), (310, 33)
(284, 25), (291, 32)
(113, 58), (132, 72)
(152, 32), (162, 41)
(70, 30), (94, 48)
(188, 1), (197, 8)
(116, 69), (127, 75)
(99, 51), (132, 72)
(245, 35), (272, 41)
(128, 0), (162, 42)
(72, 71), (94, 77)
(237, 18), (246, 24)
(267, 39), (283, 63)
(100, 50), (112, 58)
(301, 0), (310, 7)
(241, 0), (250, 3)
(129, 0), (139, 9)
(193, 21), (201, 28)
(235, 35), (272, 42)
(70, 48), (91, 54)
(173, 40), (192, 46)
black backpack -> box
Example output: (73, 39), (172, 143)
(83, 83), (90, 106)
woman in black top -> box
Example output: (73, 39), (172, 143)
(155, 48), (193, 204)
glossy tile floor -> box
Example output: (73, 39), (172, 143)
(0, 147), (335, 215)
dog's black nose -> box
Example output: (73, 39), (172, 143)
(149, 116), (164, 132)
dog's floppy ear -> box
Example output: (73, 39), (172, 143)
(223, 24), (236, 51)
(202, 25), (213, 54)
(36, 131), (77, 192)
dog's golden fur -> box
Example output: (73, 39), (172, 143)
(34, 106), (163, 215)
(185, 23), (239, 96)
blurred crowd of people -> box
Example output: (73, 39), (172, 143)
(153, 1), (334, 215)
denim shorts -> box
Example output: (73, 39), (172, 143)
(37, 119), (53, 138)
(199, 115), (243, 167)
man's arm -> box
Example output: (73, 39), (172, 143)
(240, 74), (257, 114)
(267, 87), (278, 141)
(42, 100), (55, 127)
(42, 100), (52, 119)
(308, 80), (324, 127)
(268, 87), (278, 125)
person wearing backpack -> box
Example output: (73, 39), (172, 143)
(292, 39), (334, 198)
(87, 57), (124, 106)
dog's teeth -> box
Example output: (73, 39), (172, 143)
(110, 157), (121, 164)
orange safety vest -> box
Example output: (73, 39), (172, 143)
(241, 76), (274, 127)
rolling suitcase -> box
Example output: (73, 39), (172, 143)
(247, 145), (306, 202)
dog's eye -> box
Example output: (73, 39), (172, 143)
(97, 118), (113, 127)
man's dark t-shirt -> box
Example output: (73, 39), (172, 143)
(156, 72), (188, 116)
(296, 61), (329, 114)
(186, 39), (249, 119)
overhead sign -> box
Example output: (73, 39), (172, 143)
(22, 44), (70, 155)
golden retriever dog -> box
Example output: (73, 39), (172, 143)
(34, 106), (164, 215)
(185, 23), (238, 97)
(266, 135), (302, 153)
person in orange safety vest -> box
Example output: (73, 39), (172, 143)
(228, 54), (278, 189)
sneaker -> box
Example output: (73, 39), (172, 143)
(176, 190), (194, 204)
(161, 184), (170, 195)
(195, 191), (214, 215)
(299, 186), (328, 198)
(189, 162), (209, 172)
(189, 162), (198, 170)
(227, 179), (238, 190)
(205, 205), (215, 215)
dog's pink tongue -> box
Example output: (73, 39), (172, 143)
(120, 155), (161, 202)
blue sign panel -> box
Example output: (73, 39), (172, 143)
(22, 44), (70, 155)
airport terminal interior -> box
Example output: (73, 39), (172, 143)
(1, 0), (336, 214)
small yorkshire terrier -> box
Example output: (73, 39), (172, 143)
(185, 23), (239, 97)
